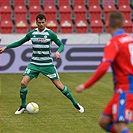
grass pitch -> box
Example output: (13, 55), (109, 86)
(0, 73), (133, 133)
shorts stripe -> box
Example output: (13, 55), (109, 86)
(118, 93), (126, 122)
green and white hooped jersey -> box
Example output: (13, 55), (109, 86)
(7, 28), (64, 66)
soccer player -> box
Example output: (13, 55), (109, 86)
(76, 11), (133, 133)
(0, 14), (84, 114)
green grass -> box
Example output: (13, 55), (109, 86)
(0, 73), (133, 133)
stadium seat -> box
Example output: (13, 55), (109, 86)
(0, 0), (10, 6)
(74, 5), (86, 21)
(105, 21), (109, 33)
(28, 0), (40, 6)
(29, 5), (42, 22)
(30, 20), (37, 30)
(46, 20), (58, 33)
(1, 20), (13, 33)
(59, 5), (71, 21)
(89, 5), (102, 21)
(60, 20), (73, 33)
(89, 0), (99, 6)
(14, 5), (27, 22)
(13, 0), (25, 7)
(117, 0), (129, 6)
(15, 20), (28, 33)
(44, 5), (56, 21)
(90, 20), (103, 33)
(73, 0), (85, 7)
(58, 0), (70, 6)
(102, 0), (115, 6)
(104, 5), (116, 21)
(44, 0), (55, 6)
(0, 5), (12, 21)
(123, 19), (133, 33)
(75, 20), (88, 33)
(119, 5), (131, 20)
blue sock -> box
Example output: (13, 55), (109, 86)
(105, 122), (115, 132)
(120, 128), (130, 133)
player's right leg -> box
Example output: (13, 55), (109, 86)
(15, 76), (30, 114)
(15, 64), (39, 114)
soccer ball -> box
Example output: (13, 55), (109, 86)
(26, 102), (39, 114)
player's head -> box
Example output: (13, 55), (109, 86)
(36, 14), (46, 32)
(108, 11), (124, 34)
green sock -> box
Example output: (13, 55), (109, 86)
(61, 86), (78, 106)
(20, 87), (28, 108)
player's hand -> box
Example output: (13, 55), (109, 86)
(0, 46), (7, 54)
(76, 84), (84, 93)
(54, 51), (60, 59)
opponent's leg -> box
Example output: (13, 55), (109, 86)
(99, 114), (116, 133)
(52, 79), (84, 113)
(15, 76), (30, 114)
(114, 122), (132, 133)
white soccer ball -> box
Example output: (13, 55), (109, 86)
(26, 102), (39, 114)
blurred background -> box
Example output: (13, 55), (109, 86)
(0, 0), (133, 73)
(0, 0), (133, 34)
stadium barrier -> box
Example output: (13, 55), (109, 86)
(0, 44), (111, 73)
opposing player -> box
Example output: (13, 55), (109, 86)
(0, 13), (84, 114)
(76, 11), (133, 133)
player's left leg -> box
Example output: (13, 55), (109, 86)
(41, 65), (84, 113)
(52, 79), (84, 113)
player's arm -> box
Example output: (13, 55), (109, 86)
(0, 34), (30, 54)
(49, 30), (64, 59)
(76, 40), (118, 92)
(76, 61), (111, 92)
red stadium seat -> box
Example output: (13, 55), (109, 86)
(74, 5), (86, 21)
(44, 5), (56, 21)
(46, 20), (58, 33)
(75, 20), (88, 33)
(89, 5), (102, 21)
(14, 0), (25, 6)
(59, 5), (71, 21)
(0, 5), (12, 21)
(14, 5), (27, 22)
(104, 5), (116, 21)
(1, 20), (13, 33)
(15, 20), (28, 33)
(44, 0), (55, 6)
(0, 0), (10, 6)
(30, 20), (37, 30)
(102, 0), (115, 6)
(119, 5), (131, 20)
(58, 0), (70, 6)
(73, 0), (85, 6)
(90, 20), (103, 33)
(117, 0), (129, 6)
(89, 0), (99, 6)
(123, 20), (133, 33)
(28, 0), (40, 6)
(60, 20), (73, 33)
(105, 21), (109, 33)
(29, 5), (42, 22)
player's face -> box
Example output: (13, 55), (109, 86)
(36, 18), (46, 32)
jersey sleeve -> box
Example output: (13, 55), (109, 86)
(102, 40), (118, 62)
(49, 30), (64, 53)
(83, 39), (118, 89)
(83, 61), (111, 88)
(6, 33), (30, 49)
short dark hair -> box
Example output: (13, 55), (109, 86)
(109, 11), (124, 29)
(36, 14), (46, 21)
